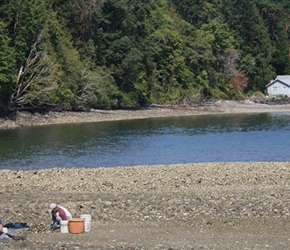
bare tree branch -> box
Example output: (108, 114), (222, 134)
(10, 33), (58, 107)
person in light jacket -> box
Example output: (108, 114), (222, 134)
(48, 203), (72, 229)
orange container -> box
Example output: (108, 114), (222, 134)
(68, 218), (85, 234)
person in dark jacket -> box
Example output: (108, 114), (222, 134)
(0, 219), (27, 240)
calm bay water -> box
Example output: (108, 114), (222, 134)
(1, 112), (290, 170)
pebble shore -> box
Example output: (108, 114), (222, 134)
(0, 162), (290, 249)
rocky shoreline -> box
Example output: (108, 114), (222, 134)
(1, 101), (290, 249)
(1, 100), (290, 130)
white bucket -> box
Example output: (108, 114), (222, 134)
(80, 214), (91, 232)
(60, 220), (69, 233)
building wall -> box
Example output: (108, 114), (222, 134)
(267, 82), (290, 97)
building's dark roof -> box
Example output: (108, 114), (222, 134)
(266, 75), (290, 87)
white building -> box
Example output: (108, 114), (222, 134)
(265, 75), (290, 98)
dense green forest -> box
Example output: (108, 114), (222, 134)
(0, 0), (289, 112)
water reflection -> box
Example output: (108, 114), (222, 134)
(1, 112), (290, 170)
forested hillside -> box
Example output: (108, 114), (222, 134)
(0, 0), (289, 112)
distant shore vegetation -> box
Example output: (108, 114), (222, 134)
(0, 0), (289, 113)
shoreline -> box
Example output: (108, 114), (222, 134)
(1, 100), (290, 130)
(1, 101), (290, 249)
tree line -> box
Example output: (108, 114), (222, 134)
(0, 0), (289, 112)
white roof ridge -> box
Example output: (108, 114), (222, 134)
(276, 75), (290, 78)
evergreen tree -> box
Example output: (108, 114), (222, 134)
(0, 21), (16, 109)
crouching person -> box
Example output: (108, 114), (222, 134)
(48, 203), (72, 229)
(0, 219), (27, 241)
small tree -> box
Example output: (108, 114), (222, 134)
(228, 71), (249, 100)
(229, 72), (249, 91)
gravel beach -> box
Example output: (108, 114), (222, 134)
(1, 101), (290, 249)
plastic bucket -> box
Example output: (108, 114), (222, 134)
(68, 218), (85, 234)
(60, 220), (68, 233)
(80, 214), (91, 232)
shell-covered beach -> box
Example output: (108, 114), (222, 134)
(0, 162), (290, 249)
